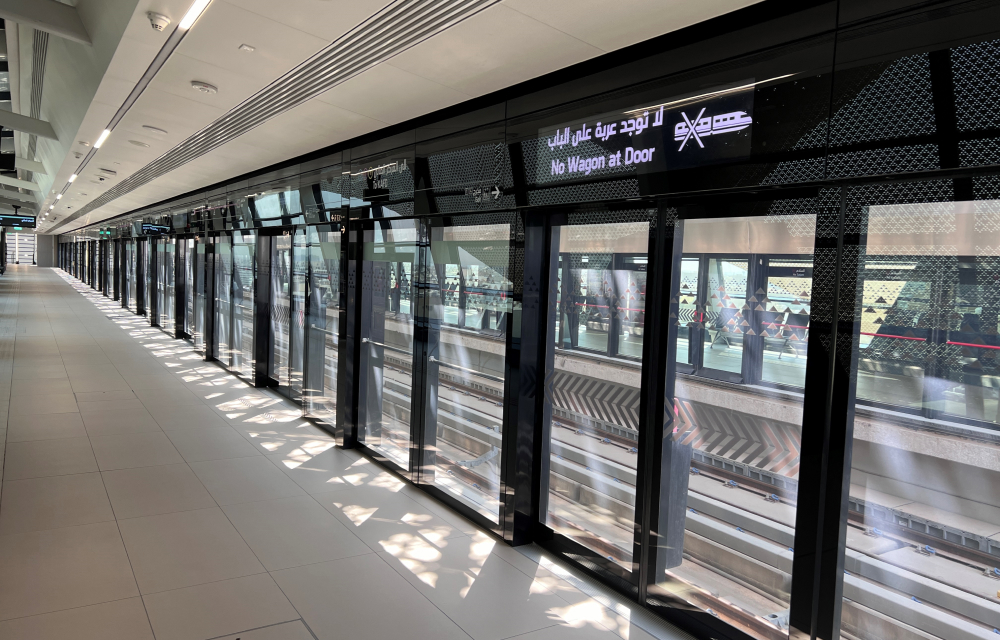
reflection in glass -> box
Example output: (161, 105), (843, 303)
(546, 220), (650, 567)
(360, 220), (417, 470)
(126, 240), (137, 311)
(193, 241), (207, 351)
(761, 260), (811, 387)
(185, 239), (194, 337)
(651, 215), (814, 640)
(704, 258), (749, 375)
(270, 234), (292, 386)
(215, 235), (233, 366)
(676, 257), (700, 366)
(304, 226), (340, 426)
(158, 239), (175, 331)
(289, 228), (307, 397)
(843, 200), (1000, 640)
(231, 231), (256, 378)
(424, 222), (512, 522)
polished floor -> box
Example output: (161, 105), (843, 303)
(0, 266), (686, 640)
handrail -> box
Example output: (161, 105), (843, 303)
(361, 337), (411, 356)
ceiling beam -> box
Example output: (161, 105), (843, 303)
(0, 188), (38, 203)
(0, 0), (90, 45)
(0, 196), (35, 211)
(0, 110), (57, 140)
(0, 174), (40, 191)
(15, 157), (45, 174)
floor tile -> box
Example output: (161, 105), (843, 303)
(0, 472), (114, 535)
(190, 456), (306, 505)
(9, 392), (78, 416)
(10, 365), (66, 380)
(127, 374), (186, 390)
(378, 533), (575, 640)
(73, 390), (137, 403)
(118, 507), (265, 594)
(5, 412), (87, 442)
(142, 573), (298, 640)
(89, 432), (184, 471)
(267, 447), (372, 495)
(272, 554), (471, 640)
(165, 426), (262, 463)
(213, 620), (315, 640)
(0, 521), (138, 620)
(69, 374), (132, 393)
(10, 377), (73, 395)
(222, 495), (371, 570)
(3, 437), (98, 480)
(148, 405), (231, 431)
(81, 407), (161, 437)
(0, 597), (154, 640)
(313, 473), (468, 551)
(77, 398), (146, 413)
(101, 463), (217, 519)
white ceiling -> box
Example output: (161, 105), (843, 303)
(40, 0), (758, 233)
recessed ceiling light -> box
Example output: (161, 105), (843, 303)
(179, 0), (211, 30)
(191, 81), (218, 94)
(238, 43), (255, 52)
(68, 174), (77, 182)
(94, 129), (111, 148)
(129, 140), (150, 148)
(142, 125), (168, 135)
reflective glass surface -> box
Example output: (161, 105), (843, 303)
(650, 214), (814, 639)
(270, 234), (292, 386)
(215, 235), (233, 367)
(193, 241), (207, 352)
(545, 219), (651, 568)
(424, 222), (513, 522)
(232, 231), (256, 378)
(304, 226), (340, 426)
(359, 220), (417, 470)
(843, 200), (1000, 639)
(126, 240), (136, 311)
(289, 228), (307, 397)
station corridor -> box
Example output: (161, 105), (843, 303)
(0, 266), (682, 640)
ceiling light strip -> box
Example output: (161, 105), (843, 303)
(52, 0), (499, 233)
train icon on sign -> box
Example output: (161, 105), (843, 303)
(674, 109), (752, 151)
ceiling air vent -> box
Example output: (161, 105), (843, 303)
(52, 0), (501, 233)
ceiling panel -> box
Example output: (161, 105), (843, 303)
(226, 0), (397, 43)
(177, 1), (328, 79)
(386, 3), (601, 98)
(502, 0), (762, 52)
(314, 63), (470, 128)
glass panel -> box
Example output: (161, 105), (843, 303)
(359, 220), (417, 470)
(304, 227), (340, 425)
(761, 259), (811, 388)
(650, 214), (815, 640)
(676, 257), (700, 367)
(545, 220), (650, 568)
(269, 234), (292, 386)
(231, 231), (256, 378)
(215, 235), (232, 367)
(162, 240), (175, 331)
(193, 242), (206, 351)
(424, 222), (512, 522)
(842, 200), (1000, 640)
(144, 240), (153, 318)
(156, 240), (166, 327)
(703, 258), (749, 375)
(127, 241), (136, 311)
(289, 228), (307, 397)
(185, 239), (195, 337)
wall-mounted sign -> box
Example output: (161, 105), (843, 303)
(0, 214), (36, 228)
(141, 223), (170, 236)
(536, 83), (755, 184)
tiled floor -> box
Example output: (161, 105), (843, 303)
(0, 266), (689, 640)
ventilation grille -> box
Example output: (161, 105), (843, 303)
(53, 0), (500, 232)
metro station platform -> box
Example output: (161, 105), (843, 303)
(0, 265), (687, 640)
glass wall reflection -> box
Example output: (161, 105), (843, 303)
(424, 221), (513, 522)
(545, 219), (651, 568)
(359, 220), (417, 470)
(215, 235), (233, 367)
(650, 214), (814, 640)
(232, 231), (256, 379)
(270, 234), (292, 386)
(304, 226), (341, 426)
(843, 199), (1000, 640)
